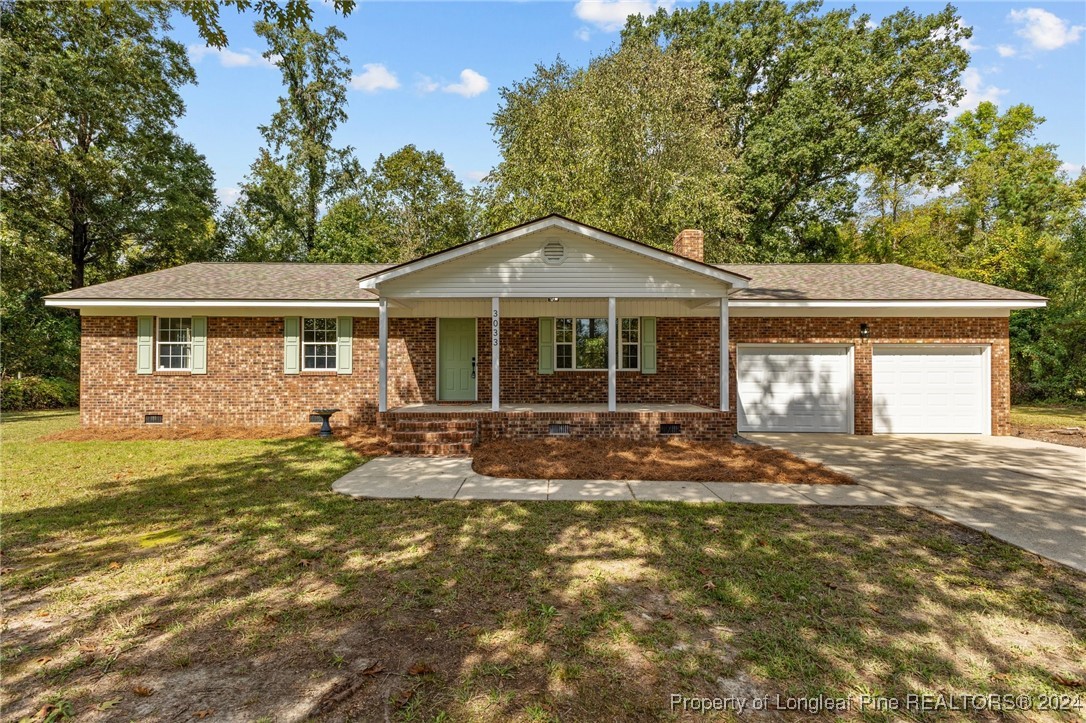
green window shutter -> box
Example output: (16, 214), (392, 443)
(136, 316), (154, 374)
(538, 317), (554, 375)
(337, 316), (353, 374)
(284, 316), (300, 375)
(191, 317), (208, 374)
(641, 317), (657, 374)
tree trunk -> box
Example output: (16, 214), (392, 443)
(70, 220), (89, 289)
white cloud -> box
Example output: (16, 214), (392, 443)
(957, 67), (1008, 111)
(216, 187), (242, 207)
(464, 170), (488, 183)
(442, 69), (489, 98)
(996, 44), (1017, 58)
(188, 45), (278, 69)
(1060, 162), (1083, 177)
(575, 27), (592, 42)
(573, 0), (674, 32)
(350, 63), (401, 93)
(414, 74), (440, 94)
(1008, 8), (1084, 51)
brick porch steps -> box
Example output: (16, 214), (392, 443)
(385, 417), (479, 456)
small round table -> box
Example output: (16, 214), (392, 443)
(312, 408), (340, 438)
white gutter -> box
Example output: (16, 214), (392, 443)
(728, 299), (1047, 310)
(44, 298), (380, 309)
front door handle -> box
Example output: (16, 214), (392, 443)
(471, 356), (476, 379)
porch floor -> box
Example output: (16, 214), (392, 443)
(388, 402), (719, 414)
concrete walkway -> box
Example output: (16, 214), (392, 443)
(332, 434), (1086, 572)
(331, 456), (901, 505)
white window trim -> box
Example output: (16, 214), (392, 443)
(156, 317), (193, 372)
(554, 317), (640, 372)
(302, 316), (338, 371)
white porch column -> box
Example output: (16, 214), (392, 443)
(720, 295), (730, 411)
(377, 297), (390, 410)
(378, 298), (389, 413)
(491, 297), (500, 411)
(608, 296), (617, 412)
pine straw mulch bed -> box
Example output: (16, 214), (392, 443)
(472, 437), (855, 485)
(1012, 424), (1086, 449)
(41, 424), (390, 457)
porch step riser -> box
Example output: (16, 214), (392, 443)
(392, 431), (476, 443)
(391, 420), (479, 432)
(391, 442), (474, 456)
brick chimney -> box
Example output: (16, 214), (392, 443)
(673, 229), (704, 263)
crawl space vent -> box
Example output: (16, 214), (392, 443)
(541, 241), (566, 265)
(659, 423), (681, 435)
(549, 423), (571, 436)
(144, 414), (163, 424)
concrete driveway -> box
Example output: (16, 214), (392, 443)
(747, 433), (1086, 572)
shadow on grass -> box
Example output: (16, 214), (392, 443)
(4, 436), (1086, 721)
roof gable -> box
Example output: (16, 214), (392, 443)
(359, 215), (750, 297)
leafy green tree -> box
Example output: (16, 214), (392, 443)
(623, 0), (970, 248)
(180, 0), (356, 48)
(225, 21), (358, 260)
(1, 0), (217, 289)
(485, 40), (746, 260)
(312, 145), (476, 263)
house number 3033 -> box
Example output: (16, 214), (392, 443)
(492, 310), (499, 346)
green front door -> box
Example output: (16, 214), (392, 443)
(438, 318), (476, 401)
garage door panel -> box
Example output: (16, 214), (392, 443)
(738, 346), (852, 433)
(873, 346), (987, 434)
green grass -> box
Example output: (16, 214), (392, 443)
(1011, 402), (1086, 429)
(3, 410), (1086, 721)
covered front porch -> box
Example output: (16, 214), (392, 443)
(357, 216), (750, 452)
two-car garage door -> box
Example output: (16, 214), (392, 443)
(737, 344), (989, 434)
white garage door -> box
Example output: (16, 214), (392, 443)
(737, 345), (852, 432)
(872, 346), (988, 434)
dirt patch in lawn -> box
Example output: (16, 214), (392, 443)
(42, 424), (391, 455)
(1013, 424), (1086, 448)
(473, 437), (854, 484)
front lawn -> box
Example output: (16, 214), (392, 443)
(3, 411), (1085, 721)
(1011, 402), (1086, 448)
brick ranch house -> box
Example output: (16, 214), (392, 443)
(45, 215), (1046, 454)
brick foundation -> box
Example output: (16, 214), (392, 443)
(79, 314), (1010, 436)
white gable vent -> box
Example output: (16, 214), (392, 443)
(541, 240), (566, 265)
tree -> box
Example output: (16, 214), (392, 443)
(225, 21), (358, 260)
(312, 145), (476, 263)
(180, 0), (356, 48)
(1, 1), (217, 290)
(485, 40), (747, 260)
(623, 0), (970, 248)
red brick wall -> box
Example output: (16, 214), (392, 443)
(79, 314), (1010, 435)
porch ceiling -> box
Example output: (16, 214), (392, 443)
(387, 402), (720, 414)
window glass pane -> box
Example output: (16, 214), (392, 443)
(556, 344), (573, 369)
(575, 318), (607, 369)
(622, 344), (638, 370)
(621, 318), (638, 343)
(304, 317), (336, 343)
(555, 318), (572, 343)
(304, 343), (336, 369)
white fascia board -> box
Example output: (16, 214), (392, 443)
(357, 216), (750, 290)
(44, 298), (379, 309)
(728, 299), (1047, 310)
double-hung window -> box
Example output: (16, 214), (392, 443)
(157, 317), (192, 370)
(302, 317), (337, 370)
(554, 317), (639, 371)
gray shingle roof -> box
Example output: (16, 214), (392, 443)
(45, 261), (1045, 303)
(720, 263), (1045, 301)
(47, 262), (388, 301)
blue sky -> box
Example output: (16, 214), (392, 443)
(170, 1), (1086, 206)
